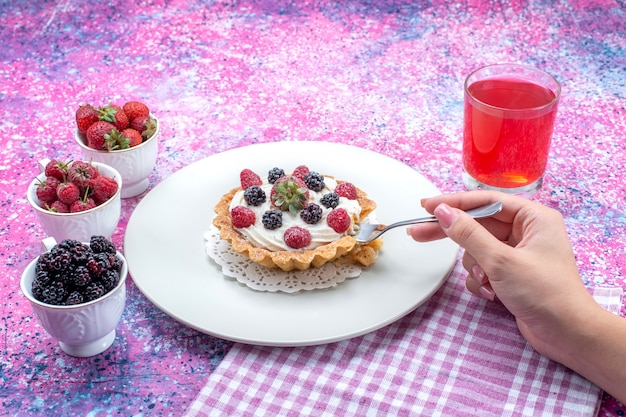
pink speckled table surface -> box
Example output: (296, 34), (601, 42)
(1, 1), (624, 415)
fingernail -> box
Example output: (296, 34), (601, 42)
(433, 203), (458, 229)
(471, 264), (486, 283)
(479, 284), (496, 301)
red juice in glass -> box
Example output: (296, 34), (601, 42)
(462, 64), (560, 195)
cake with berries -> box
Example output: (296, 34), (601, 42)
(212, 165), (382, 272)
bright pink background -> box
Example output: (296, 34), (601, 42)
(1, 1), (624, 415)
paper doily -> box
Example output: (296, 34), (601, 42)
(204, 227), (363, 293)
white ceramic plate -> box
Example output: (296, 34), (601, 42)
(125, 142), (459, 346)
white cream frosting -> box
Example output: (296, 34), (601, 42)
(229, 176), (361, 251)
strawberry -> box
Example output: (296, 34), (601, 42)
(231, 206), (256, 228)
(47, 200), (69, 213)
(98, 104), (129, 131)
(270, 176), (309, 215)
(86, 121), (116, 150)
(130, 115), (158, 139)
(68, 161), (99, 189)
(240, 169), (262, 190)
(283, 226), (311, 249)
(70, 196), (96, 213)
(36, 176), (60, 204)
(56, 182), (80, 205)
(44, 159), (69, 181)
(292, 165), (310, 181)
(335, 182), (357, 200)
(92, 175), (119, 204)
(327, 208), (351, 233)
(75, 104), (99, 134)
(121, 128), (143, 147)
(123, 101), (150, 121)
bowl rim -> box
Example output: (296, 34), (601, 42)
(27, 160), (122, 216)
(20, 250), (128, 310)
(74, 114), (159, 154)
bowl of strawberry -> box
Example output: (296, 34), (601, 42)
(27, 158), (122, 243)
(73, 100), (159, 198)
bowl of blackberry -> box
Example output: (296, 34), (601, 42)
(20, 236), (127, 357)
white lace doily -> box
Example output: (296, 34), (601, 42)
(204, 227), (362, 293)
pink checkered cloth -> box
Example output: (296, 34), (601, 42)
(185, 263), (623, 417)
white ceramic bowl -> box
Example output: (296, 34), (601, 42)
(26, 160), (122, 243)
(74, 115), (159, 198)
(20, 237), (128, 357)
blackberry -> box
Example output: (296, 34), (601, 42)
(36, 251), (55, 273)
(84, 282), (106, 302)
(243, 186), (266, 206)
(320, 192), (339, 209)
(100, 269), (120, 292)
(262, 209), (283, 230)
(69, 242), (91, 265)
(65, 291), (85, 305)
(300, 202), (323, 224)
(267, 167), (285, 184)
(303, 172), (325, 192)
(90, 235), (117, 255)
(31, 278), (46, 301)
(72, 265), (92, 287)
(35, 268), (52, 286)
(49, 250), (72, 273)
(56, 239), (83, 252)
(87, 253), (110, 278)
(39, 281), (68, 305)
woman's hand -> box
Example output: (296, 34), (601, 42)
(407, 191), (626, 402)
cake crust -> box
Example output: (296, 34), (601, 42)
(213, 180), (381, 271)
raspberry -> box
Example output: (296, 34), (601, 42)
(240, 169), (262, 190)
(267, 167), (285, 184)
(47, 200), (69, 213)
(303, 172), (325, 192)
(56, 182), (80, 205)
(283, 226), (312, 249)
(68, 161), (99, 189)
(44, 159), (69, 181)
(36, 176), (60, 204)
(327, 208), (351, 233)
(320, 192), (339, 209)
(292, 165), (310, 180)
(70, 196), (96, 213)
(335, 182), (358, 200)
(231, 206), (256, 228)
(92, 175), (118, 204)
(262, 209), (283, 230)
(300, 202), (323, 224)
(243, 186), (266, 206)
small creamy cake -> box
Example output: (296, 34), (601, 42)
(213, 165), (383, 271)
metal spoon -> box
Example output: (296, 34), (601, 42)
(355, 201), (503, 243)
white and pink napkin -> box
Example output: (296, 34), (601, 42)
(185, 262), (623, 417)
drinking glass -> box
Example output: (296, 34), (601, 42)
(462, 63), (561, 196)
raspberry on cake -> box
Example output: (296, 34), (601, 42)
(212, 165), (383, 271)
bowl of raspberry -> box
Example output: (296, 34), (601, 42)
(73, 101), (159, 198)
(20, 236), (127, 357)
(26, 159), (122, 242)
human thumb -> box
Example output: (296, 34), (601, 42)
(433, 203), (504, 265)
